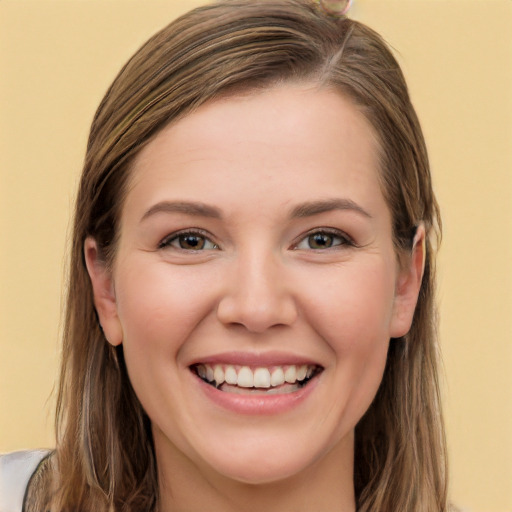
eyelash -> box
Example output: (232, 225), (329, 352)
(293, 228), (355, 251)
(158, 228), (354, 252)
(158, 229), (218, 251)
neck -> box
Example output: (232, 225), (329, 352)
(155, 431), (356, 512)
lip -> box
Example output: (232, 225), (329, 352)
(189, 361), (321, 416)
(189, 350), (320, 368)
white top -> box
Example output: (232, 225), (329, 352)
(0, 450), (50, 512)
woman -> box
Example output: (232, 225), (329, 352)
(2, 0), (447, 510)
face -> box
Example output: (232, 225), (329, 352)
(86, 85), (423, 487)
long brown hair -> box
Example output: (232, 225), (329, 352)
(29, 1), (447, 510)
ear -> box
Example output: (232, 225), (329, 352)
(389, 223), (426, 339)
(84, 237), (123, 346)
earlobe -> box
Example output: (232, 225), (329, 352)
(390, 224), (426, 338)
(84, 237), (123, 346)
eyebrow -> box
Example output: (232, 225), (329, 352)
(289, 198), (372, 219)
(140, 201), (222, 222)
(140, 198), (371, 223)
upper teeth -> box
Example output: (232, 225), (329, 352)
(196, 364), (315, 388)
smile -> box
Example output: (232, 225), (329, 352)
(192, 363), (322, 394)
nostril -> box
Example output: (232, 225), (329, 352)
(216, 259), (298, 331)
(216, 297), (297, 333)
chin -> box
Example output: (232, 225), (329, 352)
(213, 455), (312, 486)
(195, 431), (335, 487)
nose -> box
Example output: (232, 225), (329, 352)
(216, 251), (298, 333)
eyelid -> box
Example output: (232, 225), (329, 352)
(292, 227), (355, 250)
(159, 228), (219, 250)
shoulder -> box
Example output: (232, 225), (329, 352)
(0, 449), (51, 512)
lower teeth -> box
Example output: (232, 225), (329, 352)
(218, 382), (302, 395)
(197, 372), (314, 394)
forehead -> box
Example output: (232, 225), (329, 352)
(124, 84), (385, 222)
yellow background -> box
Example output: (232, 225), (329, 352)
(1, 1), (511, 510)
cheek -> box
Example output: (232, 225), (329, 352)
(300, 260), (395, 419)
(303, 259), (397, 344)
(111, 260), (219, 437)
(113, 260), (216, 368)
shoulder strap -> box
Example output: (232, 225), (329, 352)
(0, 450), (50, 512)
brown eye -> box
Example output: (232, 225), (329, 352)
(294, 230), (351, 250)
(308, 233), (335, 249)
(161, 231), (218, 251)
(177, 234), (206, 250)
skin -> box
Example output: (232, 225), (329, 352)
(85, 84), (425, 512)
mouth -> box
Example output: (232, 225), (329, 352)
(191, 363), (323, 395)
